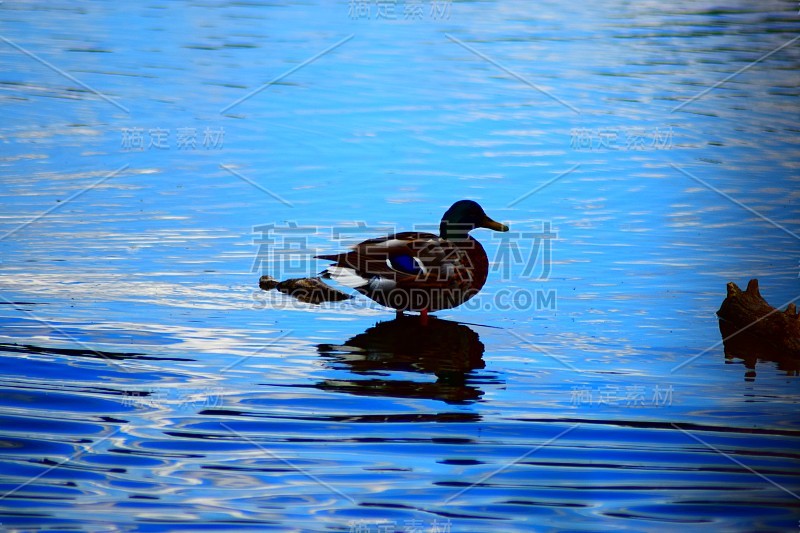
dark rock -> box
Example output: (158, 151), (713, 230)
(258, 275), (279, 291)
(258, 275), (351, 305)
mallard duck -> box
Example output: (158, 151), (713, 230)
(317, 200), (509, 317)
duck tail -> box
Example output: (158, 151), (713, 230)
(316, 253), (344, 278)
(315, 253), (342, 262)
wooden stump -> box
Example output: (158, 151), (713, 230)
(717, 279), (800, 374)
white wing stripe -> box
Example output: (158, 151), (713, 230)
(325, 266), (370, 288)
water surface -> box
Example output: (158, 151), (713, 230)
(1, 1), (799, 531)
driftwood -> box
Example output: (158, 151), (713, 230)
(259, 275), (352, 304)
(717, 279), (800, 374)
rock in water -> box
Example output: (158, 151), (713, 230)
(717, 279), (800, 364)
(258, 275), (279, 291)
(258, 275), (352, 304)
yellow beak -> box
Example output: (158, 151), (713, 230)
(482, 216), (509, 232)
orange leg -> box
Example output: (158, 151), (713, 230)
(420, 308), (428, 326)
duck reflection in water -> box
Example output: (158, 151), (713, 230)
(317, 315), (489, 404)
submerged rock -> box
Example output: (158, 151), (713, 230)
(258, 275), (280, 291)
(259, 275), (352, 305)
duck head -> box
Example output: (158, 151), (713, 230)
(439, 200), (509, 240)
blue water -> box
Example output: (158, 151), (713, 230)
(1, 1), (799, 531)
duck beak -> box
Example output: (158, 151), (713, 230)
(482, 216), (509, 232)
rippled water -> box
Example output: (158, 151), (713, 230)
(1, 1), (799, 531)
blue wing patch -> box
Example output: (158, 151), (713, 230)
(388, 254), (424, 275)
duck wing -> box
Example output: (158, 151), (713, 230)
(317, 232), (474, 290)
